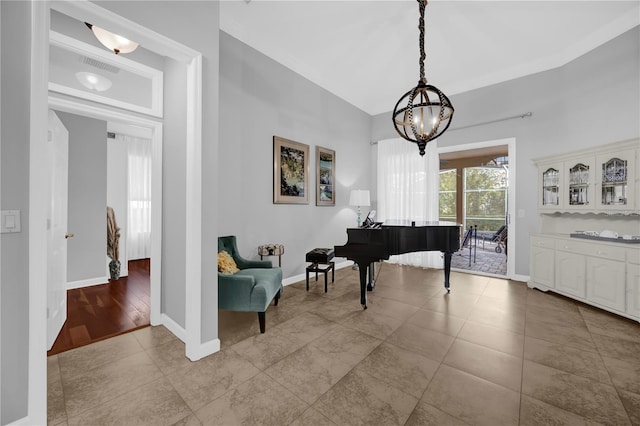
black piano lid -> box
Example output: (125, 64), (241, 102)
(382, 220), (461, 227)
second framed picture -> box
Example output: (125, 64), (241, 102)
(316, 146), (335, 206)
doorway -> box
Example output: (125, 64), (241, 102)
(30, 1), (205, 421)
(439, 138), (516, 279)
(46, 108), (156, 355)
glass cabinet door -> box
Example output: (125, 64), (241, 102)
(568, 162), (592, 207)
(542, 167), (560, 207)
(601, 157), (627, 206)
(597, 149), (636, 211)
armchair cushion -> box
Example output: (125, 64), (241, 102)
(218, 250), (239, 274)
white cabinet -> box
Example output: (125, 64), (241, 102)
(529, 234), (639, 321)
(534, 140), (639, 214)
(530, 236), (554, 287)
(556, 250), (586, 298)
(627, 252), (640, 318)
(586, 257), (626, 312)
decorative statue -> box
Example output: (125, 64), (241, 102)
(107, 206), (121, 280)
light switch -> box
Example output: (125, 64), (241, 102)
(1, 210), (21, 233)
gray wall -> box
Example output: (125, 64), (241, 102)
(57, 111), (108, 283)
(372, 26), (640, 277)
(219, 31), (373, 279)
(1, 2), (30, 422)
(161, 57), (187, 327)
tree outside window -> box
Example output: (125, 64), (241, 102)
(439, 169), (456, 222)
(464, 167), (507, 231)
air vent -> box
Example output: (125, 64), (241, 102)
(80, 56), (120, 74)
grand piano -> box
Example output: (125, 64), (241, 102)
(334, 220), (461, 309)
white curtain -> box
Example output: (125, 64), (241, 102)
(377, 138), (443, 269)
(118, 134), (152, 260)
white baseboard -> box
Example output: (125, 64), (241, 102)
(160, 313), (187, 343)
(7, 416), (30, 425)
(67, 271), (131, 290)
(512, 273), (529, 283)
(67, 276), (109, 290)
(186, 338), (220, 362)
(283, 260), (353, 286)
(159, 314), (220, 361)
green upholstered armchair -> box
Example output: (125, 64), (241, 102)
(218, 235), (283, 333)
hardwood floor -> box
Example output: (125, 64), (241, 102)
(47, 259), (151, 356)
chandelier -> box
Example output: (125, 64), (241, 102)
(392, 0), (454, 156)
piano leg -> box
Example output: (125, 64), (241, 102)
(358, 261), (369, 309)
(443, 251), (452, 293)
(367, 262), (375, 291)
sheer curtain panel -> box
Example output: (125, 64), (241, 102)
(377, 138), (443, 269)
(120, 134), (152, 260)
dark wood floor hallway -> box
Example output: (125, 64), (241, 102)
(47, 259), (151, 356)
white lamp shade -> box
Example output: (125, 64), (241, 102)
(349, 189), (370, 207)
(90, 25), (139, 54)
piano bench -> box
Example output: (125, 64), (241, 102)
(305, 248), (335, 293)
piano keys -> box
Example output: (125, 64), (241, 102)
(334, 221), (461, 309)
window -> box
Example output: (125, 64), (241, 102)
(439, 169), (456, 222)
(464, 167), (507, 231)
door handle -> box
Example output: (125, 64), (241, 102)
(65, 233), (74, 239)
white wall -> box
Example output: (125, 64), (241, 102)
(219, 32), (373, 280)
(371, 26), (640, 277)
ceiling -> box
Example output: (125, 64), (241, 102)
(220, 0), (640, 116)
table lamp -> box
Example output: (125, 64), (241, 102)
(349, 189), (370, 227)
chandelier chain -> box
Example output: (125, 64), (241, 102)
(418, 0), (426, 82)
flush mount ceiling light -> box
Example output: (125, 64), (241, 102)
(392, 0), (454, 156)
(75, 72), (112, 92)
(85, 23), (139, 55)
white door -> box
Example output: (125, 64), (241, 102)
(47, 110), (69, 350)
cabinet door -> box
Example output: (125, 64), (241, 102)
(596, 149), (636, 211)
(556, 251), (586, 298)
(627, 263), (640, 319)
(539, 163), (563, 211)
(531, 245), (555, 288)
(565, 157), (595, 211)
(587, 257), (626, 312)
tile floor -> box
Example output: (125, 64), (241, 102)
(48, 263), (640, 425)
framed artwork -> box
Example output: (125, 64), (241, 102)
(316, 146), (336, 206)
(273, 136), (310, 204)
